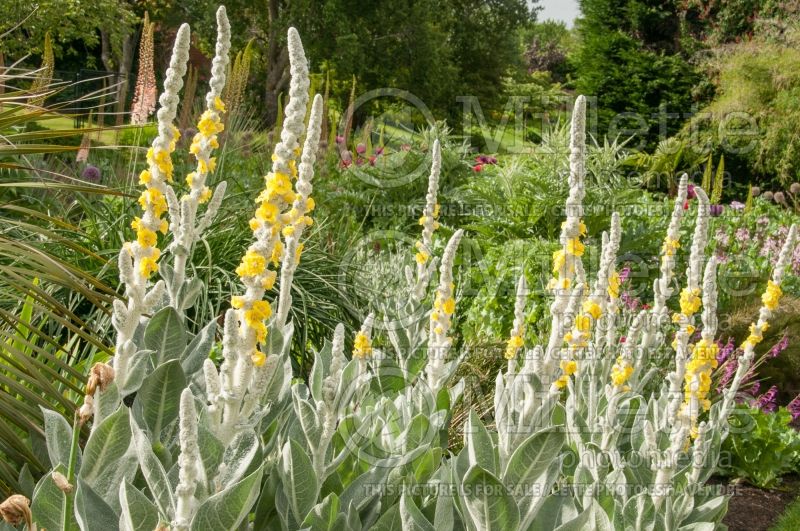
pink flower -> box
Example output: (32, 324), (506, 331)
(619, 336), (626, 343)
(767, 334), (789, 358)
(755, 385), (778, 413)
(335, 135), (345, 144)
(356, 143), (366, 154)
(618, 267), (631, 283)
(788, 394), (800, 420)
(368, 156), (376, 166)
(687, 183), (697, 199)
(375, 146), (384, 155)
(473, 164), (483, 172)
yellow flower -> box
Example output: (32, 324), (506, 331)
(214, 96), (226, 113)
(140, 256), (159, 278)
(442, 297), (456, 315)
(662, 237), (680, 256)
(236, 250), (267, 278)
(256, 202), (280, 223)
(566, 237), (584, 257)
(554, 375), (569, 389)
(352, 331), (372, 358)
(306, 197), (316, 212)
(560, 360), (578, 375)
(582, 300), (602, 320)
(159, 220), (168, 234)
(607, 271), (620, 299)
(762, 280), (782, 310)
(505, 334), (524, 360)
(139, 169), (152, 185)
(198, 111), (224, 137)
(574, 314), (591, 332)
(679, 288), (702, 316)
(611, 357), (634, 387)
(186, 172), (197, 187)
(261, 271), (277, 290)
(251, 350), (266, 367)
(415, 251), (429, 265)
(552, 249), (566, 274)
(199, 187), (212, 204)
(137, 227), (157, 248)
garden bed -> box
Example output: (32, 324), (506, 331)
(718, 475), (800, 531)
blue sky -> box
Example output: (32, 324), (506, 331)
(537, 0), (580, 27)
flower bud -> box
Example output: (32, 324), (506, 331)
(0, 494), (32, 528)
(52, 471), (74, 493)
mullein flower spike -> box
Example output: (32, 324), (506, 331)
(113, 24), (190, 383)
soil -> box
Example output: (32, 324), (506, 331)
(718, 475), (800, 531)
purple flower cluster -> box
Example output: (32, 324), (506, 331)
(472, 154), (498, 172)
(755, 385), (779, 413)
(82, 165), (101, 182)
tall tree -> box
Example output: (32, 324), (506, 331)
(573, 0), (698, 147)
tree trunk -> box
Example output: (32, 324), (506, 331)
(115, 33), (136, 126)
(263, 0), (289, 126)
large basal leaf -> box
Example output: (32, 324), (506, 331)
(31, 464), (75, 531)
(79, 407), (137, 512)
(280, 438), (319, 523)
(118, 350), (153, 397)
(301, 493), (344, 531)
(132, 418), (175, 519)
(190, 466), (264, 530)
(119, 480), (160, 531)
(400, 492), (435, 531)
(144, 307), (187, 366)
(181, 319), (216, 377)
(502, 427), (564, 502)
(371, 502), (403, 531)
(75, 477), (121, 531)
(41, 408), (78, 469)
(461, 465), (519, 531)
(465, 410), (497, 475)
(215, 428), (260, 491)
(134, 359), (186, 441)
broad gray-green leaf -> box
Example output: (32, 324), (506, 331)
(301, 493), (342, 531)
(132, 419), (175, 518)
(190, 466), (264, 530)
(433, 491), (454, 531)
(309, 350), (324, 403)
(75, 477), (120, 531)
(503, 427), (564, 501)
(400, 492), (435, 531)
(371, 502), (402, 531)
(179, 277), (204, 311)
(518, 459), (561, 531)
(461, 465), (519, 531)
(80, 407), (136, 512)
(292, 387), (321, 446)
(215, 428), (260, 490)
(118, 351), (153, 396)
(181, 319), (216, 376)
(119, 481), (159, 531)
(95, 382), (121, 426)
(465, 410), (496, 474)
(404, 414), (431, 452)
(683, 496), (728, 526)
(31, 464), (74, 531)
(134, 359), (186, 440)
(42, 408), (76, 469)
(554, 500), (609, 531)
(280, 438), (319, 523)
(144, 306), (187, 365)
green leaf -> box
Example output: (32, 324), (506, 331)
(503, 427), (564, 500)
(119, 481), (160, 531)
(79, 407), (136, 512)
(132, 418), (175, 519)
(216, 428), (260, 490)
(400, 492), (435, 531)
(42, 408), (77, 469)
(371, 502), (403, 531)
(465, 410), (496, 474)
(75, 477), (120, 531)
(280, 438), (319, 523)
(181, 319), (216, 377)
(95, 382), (122, 427)
(144, 307), (187, 366)
(134, 359), (186, 441)
(118, 350), (153, 396)
(301, 493), (342, 531)
(31, 464), (74, 531)
(190, 466), (264, 530)
(461, 465), (519, 531)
